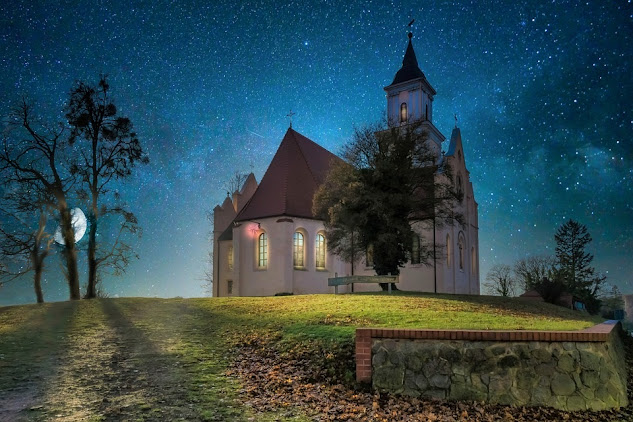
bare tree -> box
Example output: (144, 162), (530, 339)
(513, 255), (556, 293)
(0, 196), (54, 303)
(483, 264), (516, 297)
(223, 171), (249, 196)
(93, 206), (141, 276)
(201, 250), (213, 297)
(0, 101), (80, 300)
(65, 76), (148, 298)
(201, 210), (214, 296)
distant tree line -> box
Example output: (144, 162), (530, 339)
(484, 219), (609, 314)
(0, 76), (148, 303)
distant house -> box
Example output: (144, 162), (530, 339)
(212, 32), (479, 297)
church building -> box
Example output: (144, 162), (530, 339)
(212, 33), (479, 297)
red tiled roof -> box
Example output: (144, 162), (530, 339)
(235, 128), (341, 221)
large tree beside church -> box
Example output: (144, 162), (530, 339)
(313, 119), (463, 280)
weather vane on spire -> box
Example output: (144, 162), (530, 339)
(454, 113), (458, 128)
(408, 18), (415, 36)
(286, 110), (296, 129)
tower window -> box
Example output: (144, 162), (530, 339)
(456, 173), (464, 200)
(258, 232), (267, 268)
(446, 234), (451, 267)
(458, 233), (465, 271)
(411, 234), (421, 264)
(366, 244), (374, 267)
(400, 102), (408, 123)
(228, 245), (233, 270)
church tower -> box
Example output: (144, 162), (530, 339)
(384, 32), (445, 149)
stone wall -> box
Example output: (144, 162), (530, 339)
(356, 322), (627, 411)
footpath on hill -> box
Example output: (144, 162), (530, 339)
(0, 295), (630, 421)
(0, 299), (254, 421)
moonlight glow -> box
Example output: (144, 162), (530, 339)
(54, 208), (87, 245)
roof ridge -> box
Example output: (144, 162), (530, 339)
(234, 128), (341, 222)
(289, 129), (321, 187)
(280, 131), (291, 215)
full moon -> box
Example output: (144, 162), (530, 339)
(54, 208), (88, 245)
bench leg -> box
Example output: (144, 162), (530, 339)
(388, 283), (392, 294)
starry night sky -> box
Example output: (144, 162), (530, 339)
(1, 1), (632, 305)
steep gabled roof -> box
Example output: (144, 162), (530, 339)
(235, 128), (341, 221)
(390, 33), (426, 85)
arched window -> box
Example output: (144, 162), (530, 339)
(411, 234), (421, 264)
(400, 102), (408, 123)
(258, 232), (267, 268)
(315, 233), (326, 269)
(456, 173), (464, 199)
(458, 233), (465, 271)
(228, 245), (234, 270)
(366, 244), (374, 267)
(293, 231), (305, 268)
(446, 234), (451, 268)
(471, 247), (477, 276)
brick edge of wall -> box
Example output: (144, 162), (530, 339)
(355, 320), (620, 383)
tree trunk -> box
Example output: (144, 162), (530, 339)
(31, 210), (48, 304)
(59, 204), (80, 300)
(86, 134), (99, 299)
(86, 210), (97, 298)
(33, 261), (44, 303)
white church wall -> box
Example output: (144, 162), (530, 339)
(232, 217), (354, 296)
(234, 218), (288, 296)
(290, 218), (343, 294)
(216, 240), (234, 297)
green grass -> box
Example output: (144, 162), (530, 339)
(0, 292), (602, 421)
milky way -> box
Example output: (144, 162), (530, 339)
(1, 1), (631, 304)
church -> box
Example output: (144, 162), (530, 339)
(212, 32), (479, 297)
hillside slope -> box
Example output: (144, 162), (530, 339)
(0, 294), (606, 421)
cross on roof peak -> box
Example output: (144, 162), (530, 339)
(286, 110), (296, 128)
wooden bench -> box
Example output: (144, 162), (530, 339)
(327, 275), (399, 294)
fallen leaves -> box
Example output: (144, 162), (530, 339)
(229, 332), (633, 421)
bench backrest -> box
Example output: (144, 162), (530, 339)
(328, 275), (398, 286)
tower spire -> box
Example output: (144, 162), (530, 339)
(389, 30), (425, 86)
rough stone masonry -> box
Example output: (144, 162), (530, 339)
(359, 322), (627, 411)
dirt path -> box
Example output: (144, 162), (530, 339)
(0, 299), (248, 422)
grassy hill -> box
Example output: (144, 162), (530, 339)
(0, 293), (604, 421)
